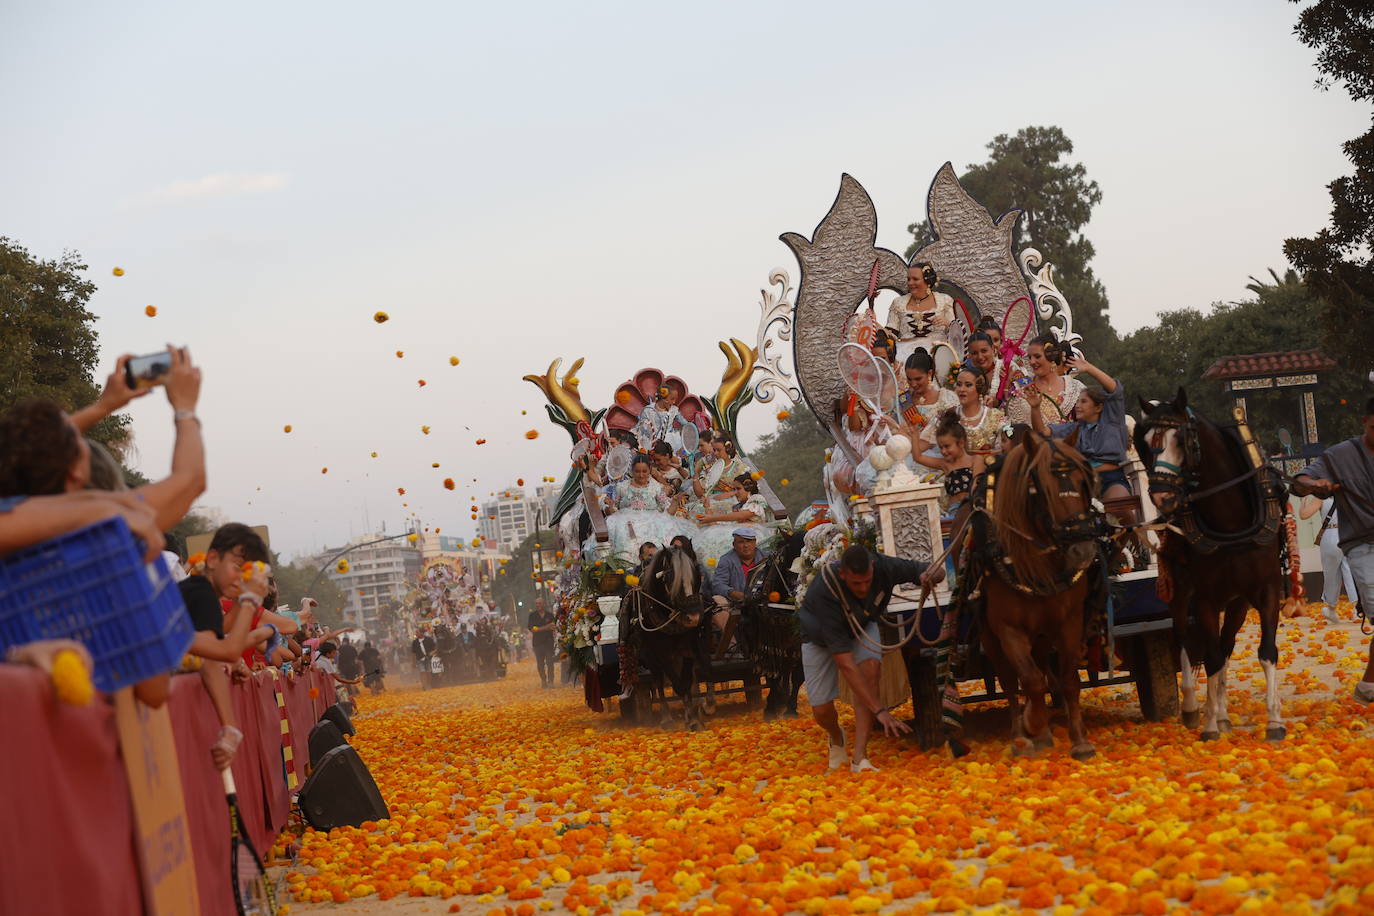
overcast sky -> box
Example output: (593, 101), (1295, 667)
(2, 1), (1363, 560)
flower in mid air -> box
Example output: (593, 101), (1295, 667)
(112, 267), (125, 277)
(431, 462), (440, 468)
(144, 305), (157, 317)
(476, 438), (487, 445)
(395, 350), (404, 358)
(449, 356), (459, 366)
(777, 410), (790, 420)
(321, 467), (328, 474)
(780, 478), (790, 486)
(524, 430), (539, 440)
(373, 311), (389, 323)
(443, 478), (455, 490)
(407, 533), (418, 543)
(370, 451), (378, 458)
(418, 379), (426, 387)
(751, 471), (763, 480)
(421, 425), (431, 435)
(283, 424), (292, 433)
(624, 574), (641, 587)
(517, 478), (525, 486)
(397, 487), (406, 495)
(336, 559), (350, 573)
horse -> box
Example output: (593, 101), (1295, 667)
(620, 545), (713, 730)
(1134, 389), (1288, 741)
(739, 528), (808, 719)
(977, 429), (1104, 759)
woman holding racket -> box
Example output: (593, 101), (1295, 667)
(1005, 334), (1087, 428)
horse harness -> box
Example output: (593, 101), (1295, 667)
(1139, 406), (1286, 555)
(977, 441), (1106, 598)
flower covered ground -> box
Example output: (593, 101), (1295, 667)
(284, 604), (1374, 916)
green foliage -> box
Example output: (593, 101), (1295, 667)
(907, 126), (1114, 346)
(749, 410), (833, 514)
(1103, 269), (1367, 447)
(167, 510), (215, 545)
(0, 238), (129, 448)
(491, 528), (557, 614)
(274, 559), (346, 630)
(1283, 0), (1374, 377)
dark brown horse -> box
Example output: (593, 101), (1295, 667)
(979, 429), (1103, 759)
(740, 528), (808, 719)
(1135, 390), (1288, 741)
(620, 546), (713, 730)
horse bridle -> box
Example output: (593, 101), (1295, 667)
(1141, 408), (1202, 500)
(1021, 439), (1103, 548)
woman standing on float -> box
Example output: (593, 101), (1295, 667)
(886, 261), (958, 368)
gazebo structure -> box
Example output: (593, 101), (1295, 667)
(1202, 348), (1336, 476)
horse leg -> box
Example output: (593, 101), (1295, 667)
(787, 660), (804, 716)
(1179, 646), (1201, 729)
(993, 625), (1045, 755)
(1060, 593), (1094, 760)
(1257, 583), (1285, 741)
(1213, 599), (1248, 734)
(763, 674), (781, 719)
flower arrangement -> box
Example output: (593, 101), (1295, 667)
(790, 517), (878, 607)
(577, 555), (634, 596)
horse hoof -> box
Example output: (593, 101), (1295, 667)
(948, 738), (971, 759)
(784, 709), (800, 719)
(1200, 730), (1220, 742)
(688, 720), (704, 732)
(1032, 731), (1055, 751)
(1071, 744), (1097, 761)
(1181, 710), (1201, 729)
(703, 701), (717, 716)
(762, 707), (779, 721)
(1012, 737), (1036, 757)
(1217, 718), (1234, 734)
(1265, 726), (1287, 742)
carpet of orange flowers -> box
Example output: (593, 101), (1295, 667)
(283, 603), (1374, 916)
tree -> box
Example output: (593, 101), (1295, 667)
(1283, 1), (1374, 377)
(907, 126), (1115, 346)
(1105, 269), (1366, 448)
(491, 529), (556, 619)
(750, 410), (834, 514)
(274, 560), (347, 630)
(0, 238), (129, 448)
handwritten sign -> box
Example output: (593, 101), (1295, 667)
(114, 688), (201, 916)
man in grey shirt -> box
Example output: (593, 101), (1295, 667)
(1295, 395), (1374, 703)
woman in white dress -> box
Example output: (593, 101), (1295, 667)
(885, 261), (959, 369)
(1300, 495), (1357, 623)
(1005, 334), (1086, 427)
(897, 348), (958, 459)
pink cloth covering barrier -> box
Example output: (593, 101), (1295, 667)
(0, 665), (337, 916)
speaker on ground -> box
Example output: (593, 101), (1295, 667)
(308, 719), (348, 767)
(298, 745), (389, 830)
(321, 702), (355, 736)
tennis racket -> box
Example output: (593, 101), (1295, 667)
(838, 342), (895, 421)
(224, 768), (277, 915)
(996, 296), (1035, 402)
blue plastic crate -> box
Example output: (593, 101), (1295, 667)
(0, 515), (194, 692)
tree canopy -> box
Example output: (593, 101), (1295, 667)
(491, 528), (557, 621)
(0, 238), (129, 449)
(907, 126), (1114, 346)
(749, 410), (832, 516)
(1283, 0), (1374, 377)
(274, 559), (347, 630)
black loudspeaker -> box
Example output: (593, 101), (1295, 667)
(308, 719), (348, 767)
(298, 745), (389, 830)
(321, 702), (355, 736)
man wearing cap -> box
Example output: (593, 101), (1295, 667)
(710, 528), (767, 653)
(801, 543), (943, 773)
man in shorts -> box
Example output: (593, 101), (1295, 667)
(799, 544), (943, 772)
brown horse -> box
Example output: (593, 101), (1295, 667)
(1135, 390), (1287, 741)
(979, 429), (1103, 759)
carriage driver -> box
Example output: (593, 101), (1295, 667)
(800, 544), (944, 773)
(711, 528), (768, 653)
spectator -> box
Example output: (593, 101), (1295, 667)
(528, 598), (556, 688)
(315, 641), (363, 710)
(338, 639), (361, 681)
(360, 641), (384, 694)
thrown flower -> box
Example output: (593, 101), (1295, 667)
(373, 311), (389, 323)
(144, 305), (157, 317)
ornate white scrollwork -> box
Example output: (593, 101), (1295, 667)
(750, 268), (801, 405)
(1018, 248), (1083, 352)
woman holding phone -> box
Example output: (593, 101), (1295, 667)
(1005, 334), (1086, 427)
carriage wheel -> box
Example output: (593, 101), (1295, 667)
(1133, 631), (1180, 722)
(905, 651), (944, 751)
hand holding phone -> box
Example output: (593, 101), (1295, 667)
(125, 351), (174, 390)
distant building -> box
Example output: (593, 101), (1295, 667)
(478, 486), (547, 549)
(309, 533), (422, 632)
(412, 532), (509, 586)
(536, 482), (562, 516)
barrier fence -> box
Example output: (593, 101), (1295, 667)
(1, 665), (337, 916)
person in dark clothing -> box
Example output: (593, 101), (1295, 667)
(799, 544), (943, 773)
(360, 641), (384, 694)
(527, 598), (557, 688)
(338, 640), (361, 680)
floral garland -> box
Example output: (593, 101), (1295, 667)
(788, 518), (878, 607)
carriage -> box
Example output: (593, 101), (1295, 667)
(527, 164), (1180, 739)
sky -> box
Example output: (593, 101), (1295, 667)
(1, 1), (1364, 561)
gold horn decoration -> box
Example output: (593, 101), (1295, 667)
(522, 357), (590, 425)
(715, 338), (758, 412)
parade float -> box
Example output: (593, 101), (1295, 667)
(529, 164), (1178, 736)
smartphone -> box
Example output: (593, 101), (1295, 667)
(1013, 376), (1032, 390)
(125, 351), (173, 389)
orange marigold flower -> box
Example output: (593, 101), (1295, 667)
(615, 390), (633, 405)
(144, 304), (157, 317)
(397, 487), (406, 495)
(777, 409), (790, 420)
(321, 467), (328, 474)
(418, 379), (426, 387)
(449, 356), (460, 366)
(443, 478), (456, 490)
(283, 424), (292, 433)
(524, 430), (539, 440)
(112, 266), (125, 276)
(373, 311), (389, 323)
(395, 350), (404, 358)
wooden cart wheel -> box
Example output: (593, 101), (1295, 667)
(1133, 630), (1180, 722)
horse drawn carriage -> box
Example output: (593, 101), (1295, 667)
(525, 164), (1235, 747)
